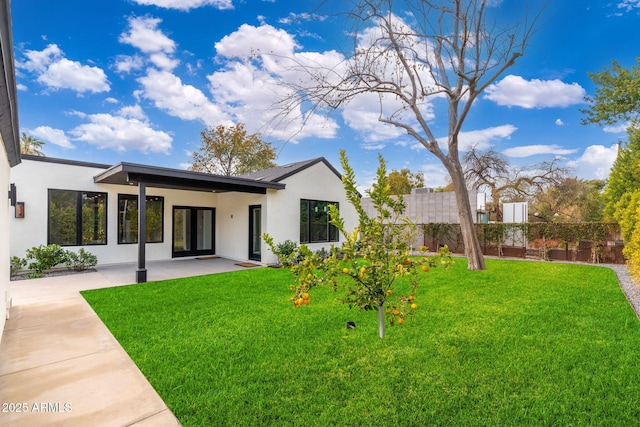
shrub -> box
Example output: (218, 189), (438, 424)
(65, 248), (98, 271)
(10, 256), (26, 276)
(270, 239), (301, 267)
(25, 244), (68, 274)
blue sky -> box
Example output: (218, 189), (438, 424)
(10, 0), (640, 189)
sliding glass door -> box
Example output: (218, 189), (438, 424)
(172, 206), (215, 257)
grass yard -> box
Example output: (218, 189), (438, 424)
(82, 259), (640, 426)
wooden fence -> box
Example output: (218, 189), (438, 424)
(418, 222), (624, 264)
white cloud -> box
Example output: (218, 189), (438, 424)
(208, 23), (342, 140)
(18, 44), (109, 93)
(114, 55), (145, 74)
(28, 126), (74, 149)
(341, 93), (413, 145)
(119, 16), (176, 56)
(485, 75), (586, 109)
(430, 125), (518, 152)
(131, 0), (233, 10)
(603, 123), (629, 133)
(555, 118), (564, 126)
(567, 144), (618, 180)
(214, 23), (300, 60)
(138, 68), (231, 126)
(617, 0), (640, 12)
(502, 144), (579, 158)
(278, 12), (327, 25)
(69, 109), (173, 154)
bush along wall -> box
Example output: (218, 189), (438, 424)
(11, 244), (98, 279)
(421, 222), (623, 264)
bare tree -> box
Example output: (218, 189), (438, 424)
(279, 0), (544, 270)
(463, 146), (569, 221)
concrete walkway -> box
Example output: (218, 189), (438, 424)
(0, 257), (261, 426)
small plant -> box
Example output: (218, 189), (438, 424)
(10, 256), (26, 276)
(65, 248), (98, 271)
(25, 244), (68, 275)
(270, 239), (301, 267)
(266, 150), (453, 338)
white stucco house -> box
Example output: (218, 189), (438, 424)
(10, 155), (358, 282)
(1, 0), (21, 343)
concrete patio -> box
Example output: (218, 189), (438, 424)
(0, 257), (261, 426)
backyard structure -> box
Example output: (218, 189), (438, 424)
(0, 0), (21, 344)
(10, 155), (358, 282)
(361, 187), (484, 251)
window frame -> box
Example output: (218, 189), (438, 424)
(117, 194), (165, 244)
(300, 199), (339, 244)
(48, 189), (108, 246)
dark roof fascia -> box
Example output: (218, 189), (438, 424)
(21, 154), (112, 169)
(94, 162), (286, 194)
(0, 1), (20, 167)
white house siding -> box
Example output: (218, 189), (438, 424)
(1, 142), (11, 337)
(10, 158), (359, 267)
(261, 161), (358, 265)
(10, 159), (221, 265)
(217, 191), (266, 261)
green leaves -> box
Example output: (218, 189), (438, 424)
(266, 151), (453, 338)
(582, 58), (640, 127)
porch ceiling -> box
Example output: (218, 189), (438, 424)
(93, 162), (286, 194)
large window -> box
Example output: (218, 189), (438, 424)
(300, 199), (339, 243)
(48, 190), (107, 246)
(118, 194), (164, 244)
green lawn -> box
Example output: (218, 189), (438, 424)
(81, 259), (640, 426)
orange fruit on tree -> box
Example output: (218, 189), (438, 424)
(392, 308), (400, 316)
(386, 290), (392, 297)
(421, 265), (429, 272)
(307, 273), (313, 279)
(397, 317), (404, 325)
(296, 298), (304, 306)
(304, 299), (310, 306)
(302, 293), (310, 300)
(408, 295), (415, 301)
(411, 303), (417, 310)
(342, 268), (350, 274)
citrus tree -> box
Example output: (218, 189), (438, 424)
(265, 150), (452, 338)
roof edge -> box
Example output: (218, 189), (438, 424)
(21, 154), (112, 169)
(0, 0), (20, 167)
(272, 157), (343, 183)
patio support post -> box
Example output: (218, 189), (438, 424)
(136, 180), (147, 283)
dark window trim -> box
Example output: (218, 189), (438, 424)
(47, 189), (108, 246)
(117, 193), (165, 244)
(300, 198), (339, 244)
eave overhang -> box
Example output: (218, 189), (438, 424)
(94, 162), (286, 194)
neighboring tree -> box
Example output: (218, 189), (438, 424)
(602, 128), (640, 220)
(530, 178), (605, 223)
(191, 123), (277, 176)
(581, 58), (640, 127)
(20, 132), (45, 156)
(462, 146), (568, 221)
(582, 59), (640, 279)
(264, 150), (452, 339)
(282, 0), (544, 270)
(387, 168), (424, 195)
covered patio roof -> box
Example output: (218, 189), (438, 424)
(93, 162), (286, 194)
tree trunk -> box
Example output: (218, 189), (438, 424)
(450, 165), (487, 271)
(378, 305), (385, 339)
